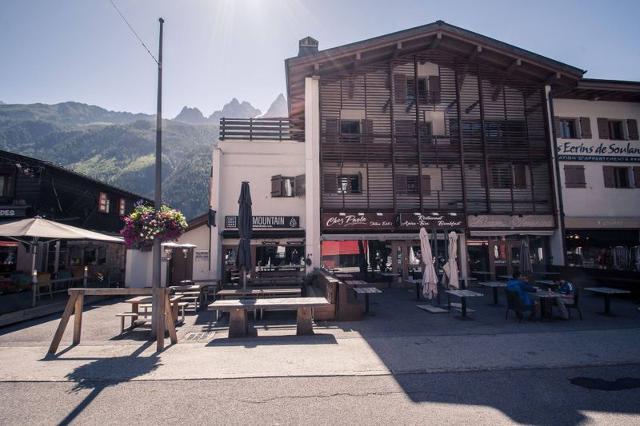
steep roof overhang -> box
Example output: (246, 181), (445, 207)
(285, 20), (586, 125)
(554, 78), (640, 103)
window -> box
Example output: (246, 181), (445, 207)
(490, 164), (528, 189)
(337, 175), (361, 194)
(98, 192), (110, 213)
(406, 176), (419, 194)
(271, 175), (296, 197)
(0, 174), (13, 198)
(119, 199), (126, 216)
(564, 165), (586, 188)
(603, 166), (630, 188)
(608, 120), (625, 140)
(559, 119), (578, 139)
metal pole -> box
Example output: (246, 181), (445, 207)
(152, 18), (165, 347)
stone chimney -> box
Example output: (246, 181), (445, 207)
(298, 36), (319, 57)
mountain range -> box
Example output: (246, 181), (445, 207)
(0, 94), (287, 219)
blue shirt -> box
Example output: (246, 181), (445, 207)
(558, 281), (575, 295)
(506, 278), (537, 306)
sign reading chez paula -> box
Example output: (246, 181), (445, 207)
(557, 141), (640, 162)
(322, 213), (465, 231)
(225, 215), (300, 229)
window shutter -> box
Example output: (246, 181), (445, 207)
(603, 166), (615, 188)
(480, 167), (487, 188)
(323, 173), (337, 193)
(513, 164), (527, 189)
(271, 175), (283, 197)
(579, 117), (592, 139)
(395, 174), (407, 193)
(325, 118), (339, 143)
(428, 76), (441, 104)
(627, 119), (639, 140)
(421, 174), (432, 196)
(394, 74), (407, 103)
(597, 118), (610, 139)
(295, 174), (305, 197)
(553, 117), (560, 137)
(564, 166), (585, 188)
(634, 167), (640, 188)
(395, 120), (415, 143)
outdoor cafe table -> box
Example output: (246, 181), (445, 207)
(477, 281), (507, 305)
(445, 289), (483, 318)
(497, 275), (512, 281)
(584, 287), (631, 316)
(125, 294), (183, 325)
(380, 272), (400, 288)
(535, 280), (557, 289)
(169, 283), (216, 306)
(215, 287), (302, 319)
(344, 280), (370, 287)
(534, 291), (561, 320)
(352, 286), (382, 314)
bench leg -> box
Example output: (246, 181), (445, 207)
(296, 307), (314, 335)
(120, 316), (125, 333)
(228, 309), (248, 338)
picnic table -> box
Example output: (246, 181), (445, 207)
(344, 281), (381, 313)
(170, 283), (217, 307)
(477, 281), (507, 305)
(584, 287), (631, 316)
(125, 295), (183, 327)
(446, 289), (483, 318)
(209, 297), (329, 337)
(216, 287), (302, 298)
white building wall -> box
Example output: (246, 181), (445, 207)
(209, 139), (306, 279)
(553, 98), (640, 220)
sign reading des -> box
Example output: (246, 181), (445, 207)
(225, 215), (300, 229)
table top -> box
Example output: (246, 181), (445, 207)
(535, 280), (556, 286)
(584, 287), (631, 295)
(353, 287), (383, 294)
(497, 275), (512, 280)
(209, 297), (329, 310)
(345, 280), (369, 286)
(446, 289), (483, 298)
(534, 291), (561, 299)
(478, 281), (507, 288)
(125, 295), (183, 304)
(216, 288), (302, 296)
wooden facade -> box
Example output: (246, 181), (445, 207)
(317, 49), (555, 226)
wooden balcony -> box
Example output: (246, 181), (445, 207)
(219, 117), (293, 141)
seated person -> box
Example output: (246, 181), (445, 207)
(506, 272), (539, 318)
(553, 278), (576, 320)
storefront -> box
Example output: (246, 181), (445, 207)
(220, 214), (305, 284)
(320, 211), (466, 281)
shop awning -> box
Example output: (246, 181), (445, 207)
(321, 241), (361, 256)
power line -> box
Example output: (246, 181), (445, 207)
(108, 0), (159, 65)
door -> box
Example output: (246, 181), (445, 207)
(488, 238), (522, 279)
(168, 248), (193, 285)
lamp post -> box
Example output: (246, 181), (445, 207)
(151, 17), (165, 349)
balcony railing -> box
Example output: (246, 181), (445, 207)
(219, 117), (291, 141)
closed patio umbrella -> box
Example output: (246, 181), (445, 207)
(520, 238), (532, 275)
(443, 231), (459, 289)
(237, 181), (253, 291)
(0, 217), (123, 306)
(420, 228), (438, 300)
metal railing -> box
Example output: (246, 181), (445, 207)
(219, 117), (291, 141)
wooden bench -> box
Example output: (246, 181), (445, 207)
(116, 312), (140, 333)
(351, 286), (382, 314)
(209, 297), (329, 337)
(137, 302), (188, 323)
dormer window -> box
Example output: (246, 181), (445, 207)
(98, 192), (110, 213)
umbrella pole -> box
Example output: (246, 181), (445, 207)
(31, 242), (37, 308)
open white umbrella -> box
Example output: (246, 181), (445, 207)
(0, 217), (123, 306)
(443, 231), (459, 289)
(420, 228), (438, 300)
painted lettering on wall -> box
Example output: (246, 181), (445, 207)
(557, 141), (640, 162)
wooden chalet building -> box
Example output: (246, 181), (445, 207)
(285, 21), (587, 280)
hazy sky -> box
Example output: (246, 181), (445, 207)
(1, 0), (639, 117)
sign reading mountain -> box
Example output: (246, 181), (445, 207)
(225, 215), (300, 229)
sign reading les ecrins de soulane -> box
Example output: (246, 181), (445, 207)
(557, 140), (640, 162)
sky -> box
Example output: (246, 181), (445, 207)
(1, 0), (639, 118)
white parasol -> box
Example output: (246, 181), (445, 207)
(442, 231), (459, 289)
(420, 227), (438, 299)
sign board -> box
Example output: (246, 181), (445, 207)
(225, 215), (300, 229)
(557, 141), (640, 163)
(194, 250), (209, 261)
(0, 206), (28, 218)
(322, 213), (395, 230)
(467, 214), (554, 229)
(397, 213), (465, 230)
(322, 212), (465, 231)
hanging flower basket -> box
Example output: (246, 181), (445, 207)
(120, 203), (188, 250)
